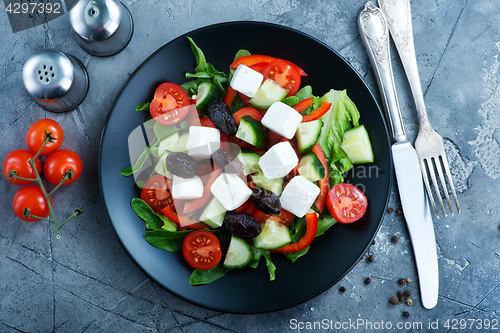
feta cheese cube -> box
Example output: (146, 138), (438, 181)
(186, 126), (220, 158)
(280, 175), (320, 218)
(210, 173), (252, 211)
(172, 175), (204, 200)
(258, 141), (298, 179)
(229, 64), (264, 98)
(261, 102), (303, 139)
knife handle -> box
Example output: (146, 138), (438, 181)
(358, 2), (407, 143)
(378, 0), (431, 131)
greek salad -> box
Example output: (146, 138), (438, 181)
(121, 37), (374, 285)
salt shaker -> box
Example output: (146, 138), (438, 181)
(22, 49), (89, 112)
(69, 0), (133, 57)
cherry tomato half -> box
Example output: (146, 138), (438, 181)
(150, 83), (190, 125)
(183, 230), (222, 270)
(12, 185), (51, 222)
(326, 183), (368, 223)
(26, 119), (64, 156)
(141, 175), (174, 214)
(262, 60), (301, 97)
(254, 208), (295, 227)
(43, 149), (82, 186)
(2, 149), (42, 185)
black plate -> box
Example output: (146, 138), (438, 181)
(99, 21), (392, 313)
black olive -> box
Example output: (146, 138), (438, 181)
(251, 187), (281, 215)
(212, 149), (244, 174)
(224, 212), (262, 239)
(165, 152), (198, 178)
(206, 98), (238, 136)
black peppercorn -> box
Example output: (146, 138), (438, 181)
(339, 286), (346, 292)
(372, 240), (376, 245)
(389, 296), (399, 305)
(403, 311), (410, 318)
(398, 278), (406, 286)
(396, 208), (403, 216)
(367, 255), (374, 262)
(398, 295), (405, 302)
(397, 290), (404, 297)
(365, 277), (371, 284)
(404, 290), (411, 297)
(391, 236), (399, 243)
(387, 207), (394, 213)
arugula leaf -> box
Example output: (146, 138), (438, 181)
(189, 266), (230, 285)
(281, 96), (299, 107)
(120, 145), (151, 176)
(180, 80), (199, 97)
(233, 49), (251, 61)
(316, 214), (337, 237)
(144, 229), (192, 252)
(131, 198), (164, 230)
(262, 251), (276, 281)
(186, 36), (207, 72)
(295, 85), (313, 102)
(153, 121), (178, 141)
(249, 247), (276, 281)
(135, 102), (150, 112)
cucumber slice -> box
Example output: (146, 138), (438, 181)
(235, 116), (267, 148)
(236, 150), (261, 175)
(249, 79), (288, 110)
(158, 131), (189, 155)
(253, 219), (291, 250)
(196, 81), (219, 110)
(296, 119), (323, 154)
(223, 235), (254, 269)
(341, 125), (374, 164)
(298, 153), (325, 182)
(251, 172), (284, 196)
(199, 196), (227, 228)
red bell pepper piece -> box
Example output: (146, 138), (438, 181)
(224, 86), (237, 107)
(161, 205), (208, 229)
(293, 98), (331, 123)
(271, 212), (318, 253)
(312, 142), (329, 213)
(292, 97), (313, 112)
(302, 100), (331, 123)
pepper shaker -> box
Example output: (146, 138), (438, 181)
(22, 49), (89, 112)
(70, 0), (133, 57)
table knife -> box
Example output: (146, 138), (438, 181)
(358, 2), (439, 309)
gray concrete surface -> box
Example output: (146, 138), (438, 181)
(0, 0), (496, 332)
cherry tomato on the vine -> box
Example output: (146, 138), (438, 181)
(150, 83), (190, 125)
(2, 149), (42, 185)
(183, 230), (222, 270)
(43, 149), (82, 186)
(326, 183), (368, 223)
(141, 175), (174, 214)
(12, 185), (51, 222)
(26, 119), (64, 156)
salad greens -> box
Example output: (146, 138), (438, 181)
(122, 36), (364, 285)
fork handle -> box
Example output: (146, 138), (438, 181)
(358, 2), (407, 142)
(378, 0), (432, 132)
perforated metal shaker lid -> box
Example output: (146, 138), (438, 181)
(70, 0), (122, 41)
(22, 49), (74, 101)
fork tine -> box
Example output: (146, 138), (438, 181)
(440, 153), (461, 214)
(434, 156), (454, 215)
(419, 157), (439, 218)
(426, 157), (447, 217)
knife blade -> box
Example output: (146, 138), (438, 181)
(358, 2), (439, 309)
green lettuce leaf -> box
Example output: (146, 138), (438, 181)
(317, 89), (360, 185)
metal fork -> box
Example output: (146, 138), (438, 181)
(378, 0), (460, 218)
